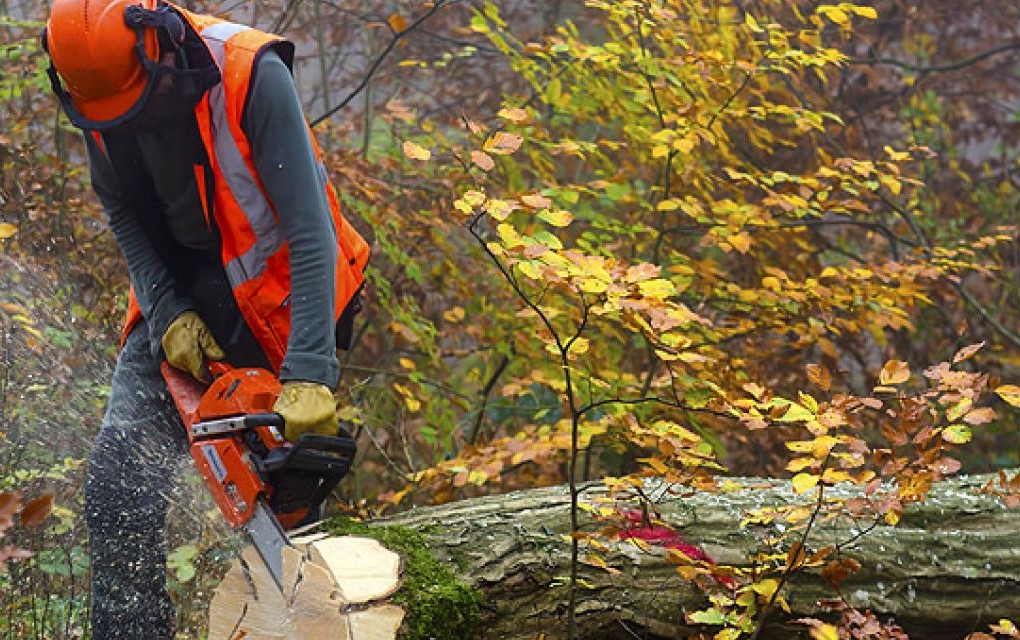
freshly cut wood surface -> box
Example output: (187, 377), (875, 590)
(207, 536), (403, 640)
(308, 537), (403, 604)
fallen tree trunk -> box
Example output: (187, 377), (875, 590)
(208, 473), (1020, 640)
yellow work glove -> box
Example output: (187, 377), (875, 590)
(161, 310), (225, 383)
(273, 381), (339, 442)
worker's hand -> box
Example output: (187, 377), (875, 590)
(273, 381), (339, 442)
(161, 310), (225, 383)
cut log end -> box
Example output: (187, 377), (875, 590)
(208, 536), (405, 640)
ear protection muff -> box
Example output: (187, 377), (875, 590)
(124, 3), (188, 65)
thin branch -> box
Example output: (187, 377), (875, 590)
(310, 0), (459, 127)
(749, 464), (829, 640)
(849, 41), (1020, 74)
(468, 352), (512, 445)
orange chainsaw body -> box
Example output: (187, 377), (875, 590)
(163, 363), (304, 530)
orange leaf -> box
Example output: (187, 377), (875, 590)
(952, 341), (985, 364)
(963, 407), (996, 426)
(806, 364), (831, 391)
(879, 360), (910, 385)
(471, 150), (495, 171)
(0, 491), (21, 534)
(483, 131), (523, 155)
(521, 193), (552, 209)
(20, 495), (53, 529)
(387, 13), (409, 33)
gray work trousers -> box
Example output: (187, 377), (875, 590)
(84, 324), (188, 640)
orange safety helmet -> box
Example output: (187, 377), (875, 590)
(43, 0), (190, 130)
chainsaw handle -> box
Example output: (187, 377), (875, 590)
(259, 432), (357, 477)
(242, 413), (285, 429)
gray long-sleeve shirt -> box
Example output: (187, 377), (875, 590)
(86, 52), (341, 387)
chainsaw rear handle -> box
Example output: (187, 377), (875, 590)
(258, 430), (357, 478)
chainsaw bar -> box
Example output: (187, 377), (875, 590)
(247, 498), (291, 591)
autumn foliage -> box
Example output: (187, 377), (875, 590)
(1, 0), (1018, 638)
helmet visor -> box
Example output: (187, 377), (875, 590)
(45, 4), (212, 131)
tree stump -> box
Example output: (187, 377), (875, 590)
(208, 535), (405, 640)
(207, 473), (1020, 639)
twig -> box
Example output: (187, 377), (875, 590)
(468, 353), (512, 445)
(849, 41), (1020, 74)
(310, 0), (458, 127)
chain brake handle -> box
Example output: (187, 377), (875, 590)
(258, 427), (357, 478)
(206, 360), (234, 379)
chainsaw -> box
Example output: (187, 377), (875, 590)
(161, 361), (357, 591)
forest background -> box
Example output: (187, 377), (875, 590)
(0, 0), (1019, 638)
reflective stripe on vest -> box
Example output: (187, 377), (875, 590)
(199, 21), (283, 288)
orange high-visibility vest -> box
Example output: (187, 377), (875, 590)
(108, 7), (369, 372)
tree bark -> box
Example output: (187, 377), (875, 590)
(209, 473), (1020, 639)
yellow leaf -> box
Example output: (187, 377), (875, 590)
(398, 357), (416, 370)
(485, 199), (514, 221)
(996, 385), (1020, 408)
(879, 360), (910, 385)
(517, 261), (542, 280)
(538, 209), (574, 227)
(809, 623), (840, 640)
(569, 336), (589, 355)
(817, 5), (849, 24)
(728, 232), (752, 254)
(991, 619), (1019, 635)
(884, 145), (910, 162)
(745, 12), (763, 33)
(942, 424), (972, 444)
(497, 107), (529, 123)
(0, 223), (17, 240)
(945, 398), (972, 423)
(462, 190), (486, 207)
(792, 472), (819, 495)
(850, 6), (878, 19)
(402, 140), (431, 161)
(761, 276), (782, 292)
(443, 306), (466, 323)
(637, 278), (677, 299)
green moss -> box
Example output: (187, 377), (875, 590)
(324, 517), (482, 640)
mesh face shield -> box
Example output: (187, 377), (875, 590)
(45, 3), (214, 132)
